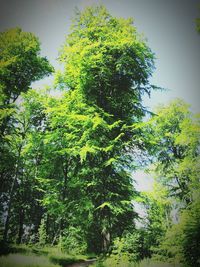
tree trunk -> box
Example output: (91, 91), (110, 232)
(102, 229), (110, 252)
(3, 145), (22, 243)
(3, 169), (18, 242)
(3, 199), (12, 243)
(17, 209), (24, 244)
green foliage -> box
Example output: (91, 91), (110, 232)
(96, 230), (151, 266)
(112, 232), (142, 262)
(59, 5), (154, 121)
(147, 99), (200, 204)
(58, 226), (87, 254)
(154, 198), (200, 267)
(0, 27), (53, 105)
(55, 5), (155, 253)
(139, 182), (172, 255)
(95, 254), (181, 267)
(145, 100), (200, 266)
(0, 27), (53, 243)
(38, 218), (47, 247)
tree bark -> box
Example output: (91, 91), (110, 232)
(17, 209), (24, 244)
(3, 168), (18, 242)
(3, 145), (22, 243)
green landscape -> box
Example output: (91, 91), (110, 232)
(0, 4), (200, 267)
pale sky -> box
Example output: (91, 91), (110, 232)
(1, 0), (200, 191)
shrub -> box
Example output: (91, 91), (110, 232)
(58, 226), (87, 254)
(153, 198), (200, 267)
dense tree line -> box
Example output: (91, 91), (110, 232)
(0, 5), (199, 267)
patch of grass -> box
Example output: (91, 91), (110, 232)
(10, 244), (42, 255)
(11, 244), (87, 256)
(39, 246), (87, 266)
(86, 252), (96, 259)
(48, 249), (92, 266)
(0, 253), (60, 267)
(92, 258), (182, 267)
(2, 244), (96, 267)
(49, 254), (79, 266)
(138, 259), (182, 267)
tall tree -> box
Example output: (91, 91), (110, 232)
(55, 5), (155, 253)
(0, 27), (53, 242)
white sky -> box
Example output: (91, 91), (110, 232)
(1, 0), (200, 191)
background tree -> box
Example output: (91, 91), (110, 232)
(146, 99), (200, 266)
(139, 182), (172, 257)
(147, 99), (200, 204)
(0, 27), (53, 243)
(154, 198), (200, 267)
(0, 28), (53, 105)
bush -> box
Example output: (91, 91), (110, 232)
(153, 199), (200, 267)
(58, 226), (87, 254)
(38, 218), (47, 247)
(98, 231), (143, 266)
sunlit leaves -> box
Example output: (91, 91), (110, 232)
(147, 99), (200, 203)
(0, 27), (53, 105)
(59, 6), (155, 120)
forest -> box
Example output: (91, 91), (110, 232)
(0, 5), (200, 267)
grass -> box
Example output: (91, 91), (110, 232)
(11, 243), (88, 257)
(137, 259), (182, 267)
(49, 252), (85, 266)
(0, 253), (60, 267)
(92, 258), (182, 267)
(0, 244), (95, 267)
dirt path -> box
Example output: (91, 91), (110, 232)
(66, 259), (96, 267)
